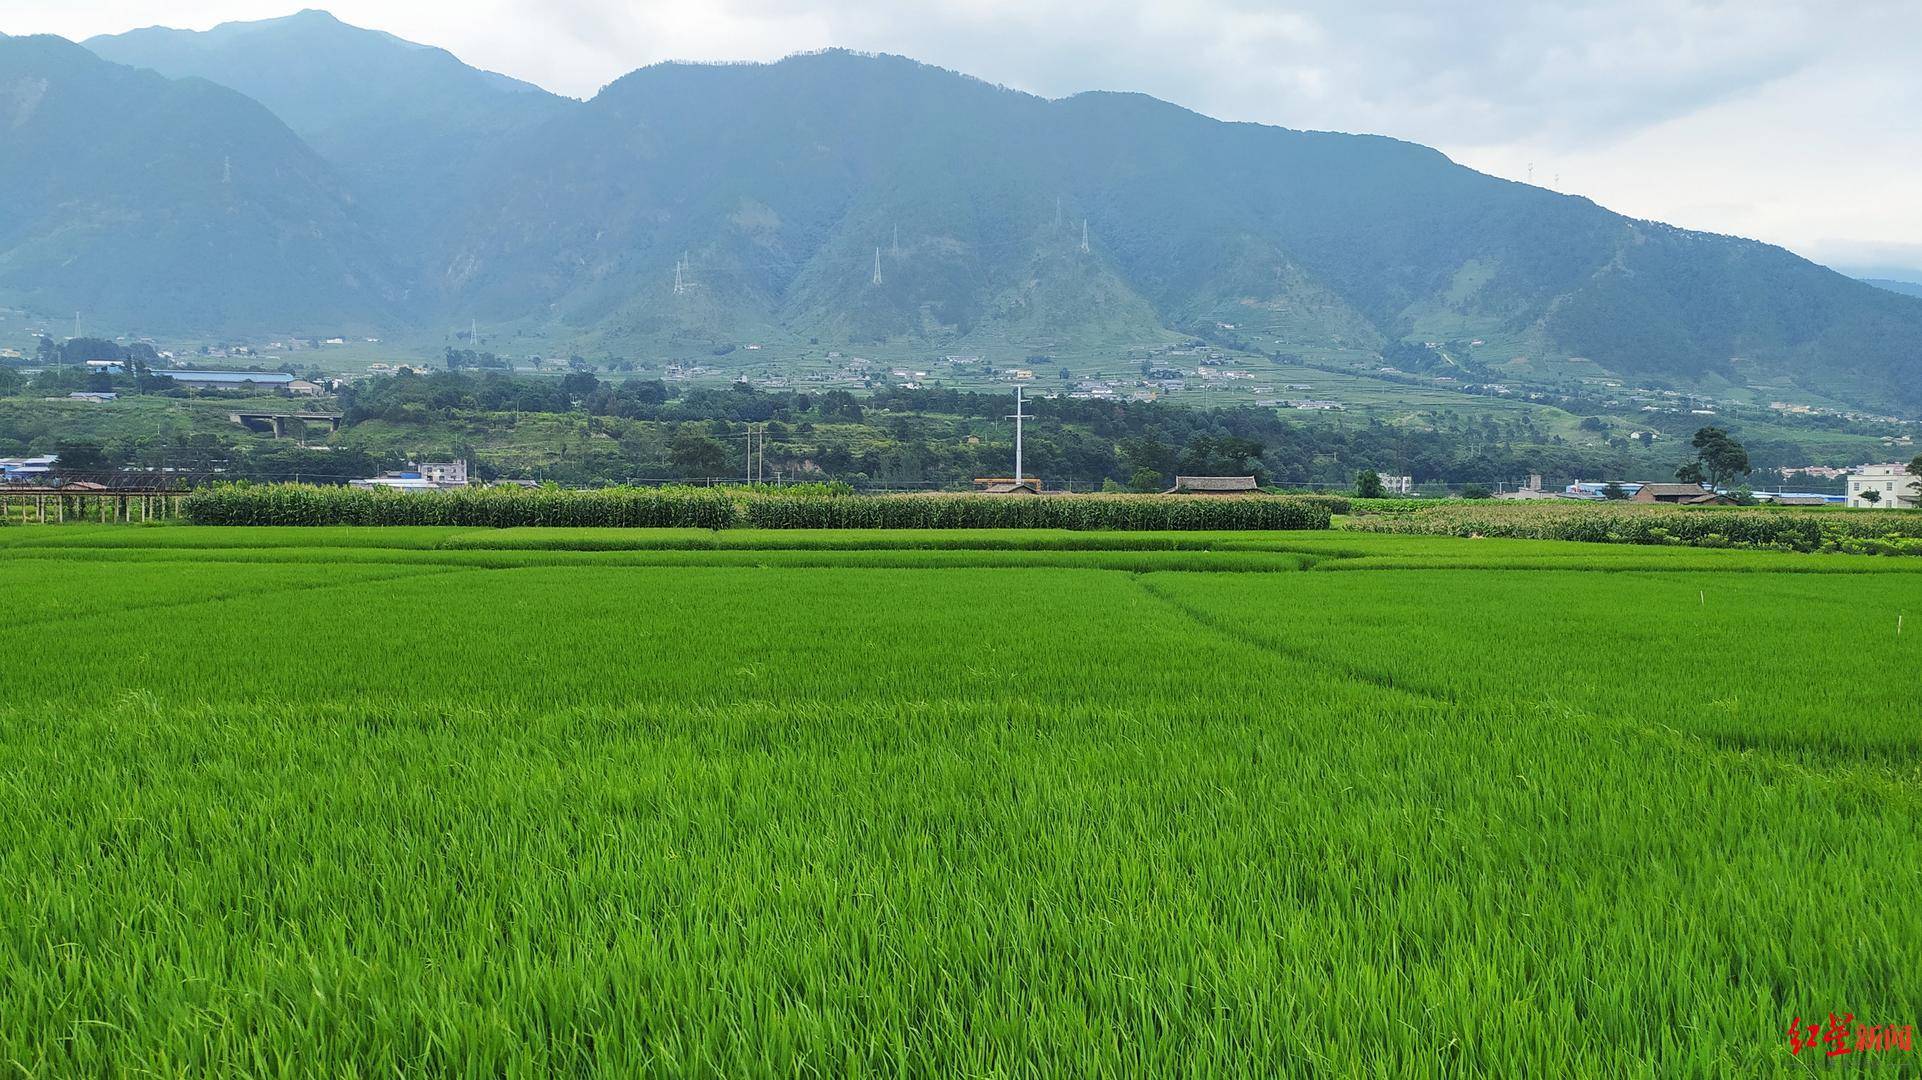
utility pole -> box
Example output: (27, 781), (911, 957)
(891, 223), (901, 258)
(872, 247), (883, 286)
(1080, 219), (1090, 254)
(1008, 386), (1031, 486)
(745, 423), (754, 484)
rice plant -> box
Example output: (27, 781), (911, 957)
(0, 528), (1916, 1076)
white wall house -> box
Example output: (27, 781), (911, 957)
(1376, 473), (1415, 495)
(418, 461), (469, 487)
(1845, 463), (1919, 508)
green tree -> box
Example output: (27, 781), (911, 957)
(1128, 467), (1164, 492)
(1459, 484), (1492, 500)
(1178, 435), (1265, 479)
(1860, 489), (1881, 505)
(1355, 469), (1385, 498)
(1602, 482), (1628, 500)
(1118, 438), (1175, 479)
(52, 441), (111, 478)
(1907, 456), (1922, 508)
(1678, 427), (1750, 490)
(668, 431), (733, 478)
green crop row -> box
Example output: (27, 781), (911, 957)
(182, 483), (739, 528)
(182, 483), (1332, 531)
(739, 491), (1330, 530)
(1346, 501), (1922, 553)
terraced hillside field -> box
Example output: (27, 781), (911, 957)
(1, 527), (1917, 1076)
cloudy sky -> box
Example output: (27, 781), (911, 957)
(11, 0), (1921, 278)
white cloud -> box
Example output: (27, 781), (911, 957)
(7, 0), (1921, 272)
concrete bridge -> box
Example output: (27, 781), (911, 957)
(229, 412), (343, 438)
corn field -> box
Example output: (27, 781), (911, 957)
(183, 484), (1333, 531)
(740, 491), (1331, 530)
(1347, 501), (1922, 553)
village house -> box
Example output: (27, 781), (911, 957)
(1846, 463), (1919, 508)
(1163, 476), (1259, 495)
(1632, 484), (1735, 505)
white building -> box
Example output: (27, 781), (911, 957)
(351, 460), (470, 491)
(1376, 473), (1415, 495)
(1846, 463), (1918, 508)
(417, 461), (469, 487)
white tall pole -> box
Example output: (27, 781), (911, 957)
(1010, 386), (1029, 485)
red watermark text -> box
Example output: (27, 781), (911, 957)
(1788, 1014), (1914, 1058)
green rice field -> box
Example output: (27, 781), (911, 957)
(1, 526), (1918, 1075)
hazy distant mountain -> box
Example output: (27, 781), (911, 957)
(431, 50), (1922, 412)
(1862, 277), (1922, 299)
(86, 9), (574, 253)
(5, 13), (1919, 414)
(0, 32), (401, 332)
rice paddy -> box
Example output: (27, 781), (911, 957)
(1, 526), (1917, 1076)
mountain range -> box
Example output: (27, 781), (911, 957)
(0, 10), (1917, 414)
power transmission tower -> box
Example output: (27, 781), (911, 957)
(1055, 195), (1062, 230)
(673, 259), (686, 296)
(1008, 386), (1031, 486)
(1080, 219), (1090, 254)
(872, 247), (883, 286)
